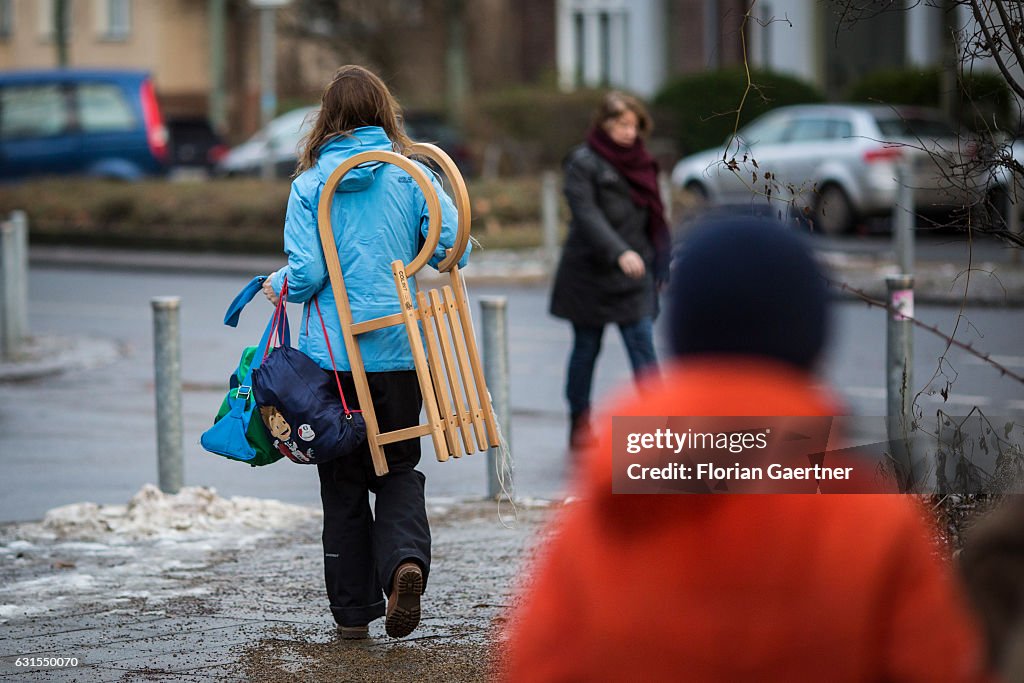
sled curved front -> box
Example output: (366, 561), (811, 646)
(317, 148), (502, 478)
(319, 150), (442, 277)
(407, 143), (471, 273)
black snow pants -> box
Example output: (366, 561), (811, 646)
(316, 369), (431, 628)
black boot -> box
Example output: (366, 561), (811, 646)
(569, 411), (595, 450)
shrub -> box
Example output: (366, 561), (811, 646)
(653, 69), (824, 155)
(0, 176), (551, 251)
(845, 68), (1014, 132)
(468, 86), (607, 172)
(0, 179), (290, 251)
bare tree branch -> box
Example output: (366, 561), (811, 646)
(827, 278), (1024, 384)
(969, 0), (1024, 100)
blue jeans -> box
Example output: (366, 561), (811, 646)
(566, 318), (658, 417)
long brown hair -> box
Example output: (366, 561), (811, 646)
(296, 65), (413, 174)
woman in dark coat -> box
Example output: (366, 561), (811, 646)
(550, 91), (670, 448)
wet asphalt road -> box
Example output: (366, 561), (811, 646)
(1, 256), (1023, 522)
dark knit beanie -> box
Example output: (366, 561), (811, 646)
(668, 215), (830, 370)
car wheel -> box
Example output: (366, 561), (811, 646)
(812, 184), (854, 235)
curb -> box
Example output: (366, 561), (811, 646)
(30, 244), (1024, 305)
(817, 252), (1024, 307)
(29, 245), (552, 287)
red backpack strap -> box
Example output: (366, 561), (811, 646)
(264, 277), (289, 359)
(313, 296), (358, 416)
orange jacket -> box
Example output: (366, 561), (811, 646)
(500, 358), (990, 683)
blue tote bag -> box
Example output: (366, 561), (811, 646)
(201, 276), (289, 465)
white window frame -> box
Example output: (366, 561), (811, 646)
(37, 0), (72, 41)
(558, 0), (666, 97)
(0, 0), (14, 39)
(558, 0), (633, 91)
(96, 0), (131, 41)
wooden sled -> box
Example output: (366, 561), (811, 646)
(317, 143), (502, 476)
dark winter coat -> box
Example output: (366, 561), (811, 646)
(549, 144), (657, 326)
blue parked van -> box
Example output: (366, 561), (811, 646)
(0, 69), (169, 180)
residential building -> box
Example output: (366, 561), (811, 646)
(750, 1), (1017, 102)
(0, 0), (558, 141)
(1, 0), (1016, 143)
(555, 0), (1017, 117)
(274, 0), (557, 119)
(0, 0), (220, 119)
(554, 0), (748, 97)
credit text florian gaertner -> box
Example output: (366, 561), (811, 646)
(626, 462), (854, 481)
(623, 428), (853, 481)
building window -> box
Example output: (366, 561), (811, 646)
(573, 12), (585, 87)
(38, 0), (73, 41)
(97, 0), (131, 40)
(0, 0), (13, 39)
(564, 2), (629, 90)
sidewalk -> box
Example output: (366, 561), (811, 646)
(2, 243), (1020, 681)
(28, 242), (1024, 305)
(817, 249), (1024, 307)
(27, 245), (553, 287)
(9, 241), (1019, 385)
(0, 486), (552, 682)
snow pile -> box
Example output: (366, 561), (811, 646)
(0, 486), (322, 624)
(34, 484), (320, 542)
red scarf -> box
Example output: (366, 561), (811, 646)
(586, 126), (670, 281)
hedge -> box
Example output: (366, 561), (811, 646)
(845, 68), (1014, 132)
(653, 69), (824, 155)
(0, 176), (550, 252)
(468, 86), (608, 172)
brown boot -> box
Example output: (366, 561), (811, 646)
(385, 562), (424, 638)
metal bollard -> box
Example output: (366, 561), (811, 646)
(0, 220), (9, 359)
(894, 160), (915, 276)
(480, 296), (512, 499)
(9, 211), (28, 347)
(658, 171), (673, 224)
(885, 275), (917, 491)
(152, 297), (184, 494)
(0, 213), (28, 360)
(541, 170), (560, 271)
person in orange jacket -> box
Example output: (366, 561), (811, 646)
(499, 215), (993, 682)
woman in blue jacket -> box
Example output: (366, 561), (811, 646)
(262, 65), (468, 640)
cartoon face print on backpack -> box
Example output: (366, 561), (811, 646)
(259, 406), (291, 441)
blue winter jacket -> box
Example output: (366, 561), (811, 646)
(269, 126), (468, 372)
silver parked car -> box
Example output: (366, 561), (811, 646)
(216, 106), (316, 178)
(979, 136), (1024, 224)
(670, 104), (980, 234)
(216, 106), (476, 179)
